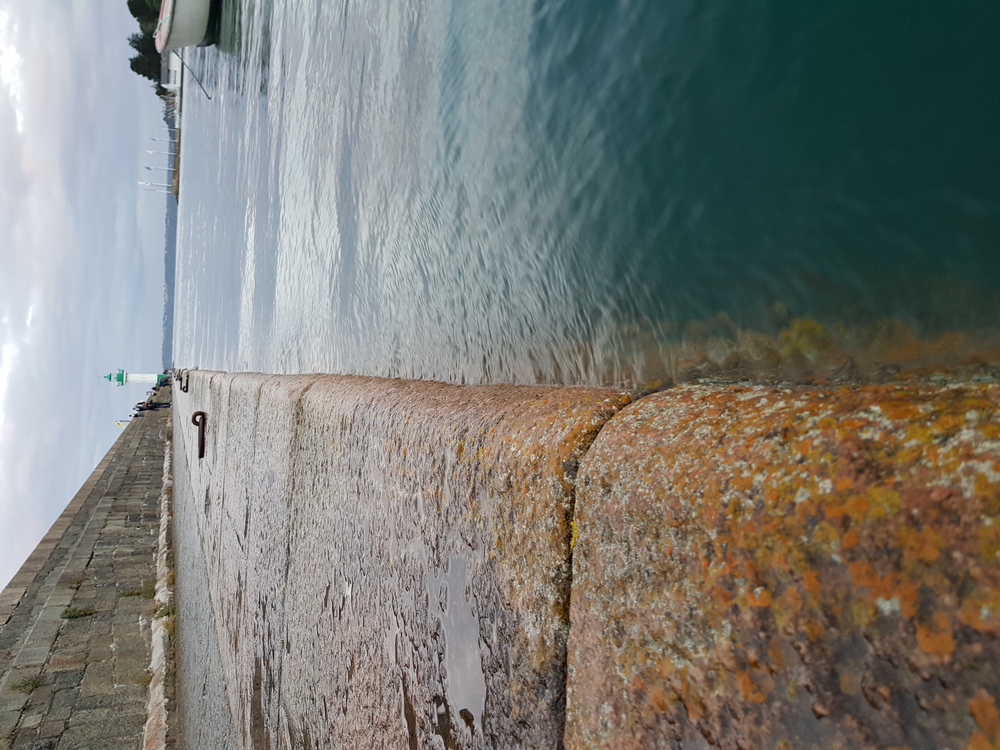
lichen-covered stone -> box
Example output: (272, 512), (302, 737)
(566, 381), (1000, 750)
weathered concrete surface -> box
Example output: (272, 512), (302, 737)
(0, 395), (170, 750)
(172, 371), (629, 749)
(566, 381), (1000, 749)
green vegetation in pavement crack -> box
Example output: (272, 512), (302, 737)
(119, 582), (156, 599)
(10, 675), (45, 693)
(60, 607), (97, 619)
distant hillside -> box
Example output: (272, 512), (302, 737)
(161, 112), (178, 370)
(161, 194), (177, 370)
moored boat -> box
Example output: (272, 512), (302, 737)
(154, 0), (221, 52)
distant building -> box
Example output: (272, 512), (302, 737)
(161, 51), (183, 93)
(103, 369), (169, 387)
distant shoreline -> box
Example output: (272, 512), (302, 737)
(171, 126), (181, 197)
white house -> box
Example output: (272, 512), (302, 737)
(160, 51), (183, 93)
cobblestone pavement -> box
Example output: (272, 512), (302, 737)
(0, 395), (170, 750)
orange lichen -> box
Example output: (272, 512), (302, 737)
(866, 486), (901, 520)
(916, 612), (956, 658)
(803, 619), (826, 640)
(783, 586), (804, 615)
(880, 399), (923, 421)
(680, 681), (705, 720)
(958, 592), (1000, 634)
(900, 525), (944, 564)
(841, 528), (860, 549)
(896, 579), (920, 619)
(848, 560), (878, 591)
(971, 690), (1000, 731)
(803, 570), (821, 595)
(767, 636), (786, 669)
(838, 668), (860, 696)
(648, 685), (669, 713)
(825, 494), (869, 520)
(736, 670), (767, 703)
(969, 690), (1000, 750)
(568, 379), (1000, 749)
(747, 587), (773, 607)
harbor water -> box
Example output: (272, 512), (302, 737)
(174, 0), (1000, 386)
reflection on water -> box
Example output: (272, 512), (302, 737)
(175, 0), (1000, 386)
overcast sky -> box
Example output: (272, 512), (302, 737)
(0, 0), (166, 590)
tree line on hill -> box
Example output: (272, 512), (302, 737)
(127, 0), (166, 91)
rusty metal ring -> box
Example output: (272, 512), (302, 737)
(192, 411), (207, 458)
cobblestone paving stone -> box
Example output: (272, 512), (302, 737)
(0, 392), (169, 750)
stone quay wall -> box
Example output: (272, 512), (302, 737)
(0, 396), (171, 750)
(173, 371), (1000, 749)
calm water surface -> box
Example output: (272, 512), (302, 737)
(170, 3), (999, 745)
(174, 0), (1000, 385)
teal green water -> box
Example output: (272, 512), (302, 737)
(174, 0), (1000, 384)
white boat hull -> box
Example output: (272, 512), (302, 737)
(155, 0), (218, 52)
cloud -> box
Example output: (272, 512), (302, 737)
(0, 0), (168, 589)
(0, 9), (26, 132)
(0, 341), (17, 436)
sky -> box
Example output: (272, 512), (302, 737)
(0, 0), (167, 590)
